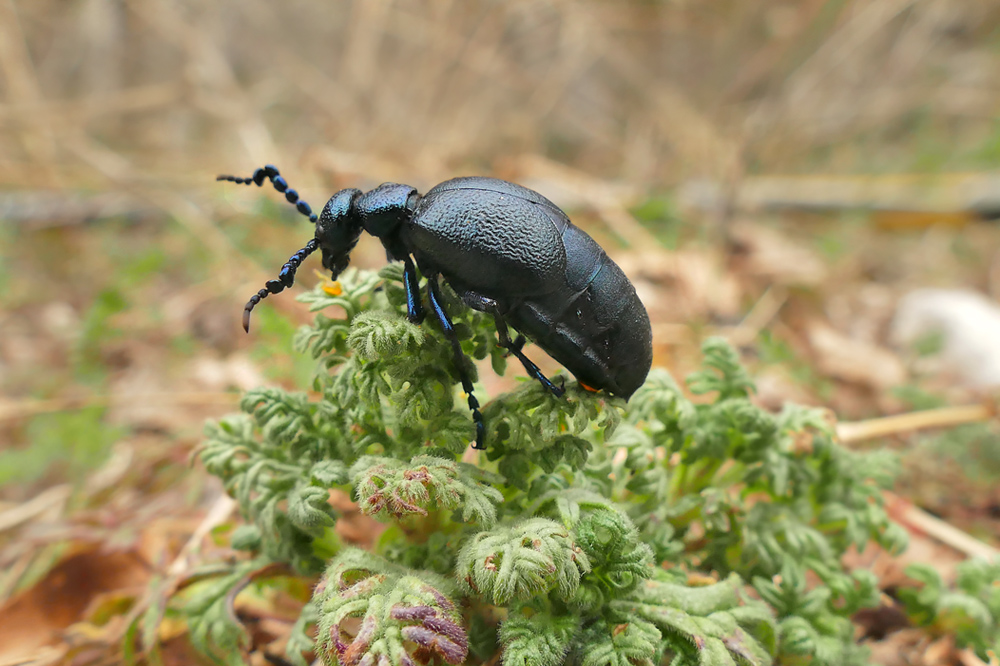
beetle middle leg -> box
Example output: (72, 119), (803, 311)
(427, 276), (486, 450)
(461, 293), (565, 398)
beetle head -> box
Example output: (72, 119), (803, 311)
(218, 165), (331, 332)
(315, 182), (419, 272)
(315, 188), (363, 278)
(218, 167), (420, 332)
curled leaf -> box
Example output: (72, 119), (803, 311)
(316, 549), (467, 666)
(500, 603), (579, 666)
(348, 311), (425, 360)
(351, 455), (503, 527)
(457, 518), (590, 605)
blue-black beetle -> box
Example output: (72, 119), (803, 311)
(219, 165), (652, 449)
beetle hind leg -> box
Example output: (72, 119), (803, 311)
(427, 276), (487, 449)
(464, 293), (565, 399)
(492, 315), (565, 398)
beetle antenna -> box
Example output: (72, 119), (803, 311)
(243, 239), (320, 333)
(217, 164), (319, 223)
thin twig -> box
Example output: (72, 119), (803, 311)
(0, 485), (71, 534)
(167, 493), (237, 576)
(0, 0), (58, 177)
(724, 286), (788, 347)
(885, 491), (1000, 562)
(0, 392), (241, 423)
(0, 82), (181, 123)
(836, 403), (995, 444)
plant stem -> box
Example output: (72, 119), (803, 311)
(836, 403), (996, 443)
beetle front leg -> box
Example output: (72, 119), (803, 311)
(427, 276), (486, 450)
(402, 256), (425, 324)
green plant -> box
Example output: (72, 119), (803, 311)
(897, 560), (1000, 657)
(179, 265), (997, 665)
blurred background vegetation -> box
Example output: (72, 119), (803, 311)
(2, 0), (1000, 663)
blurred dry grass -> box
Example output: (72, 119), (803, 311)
(1, 0), (998, 193)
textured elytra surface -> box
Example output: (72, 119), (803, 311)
(407, 178), (569, 297)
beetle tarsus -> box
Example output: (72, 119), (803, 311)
(243, 288), (269, 332)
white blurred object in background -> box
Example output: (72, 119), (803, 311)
(892, 288), (1000, 388)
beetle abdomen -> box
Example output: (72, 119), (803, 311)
(516, 215), (652, 398)
(506, 252), (652, 399)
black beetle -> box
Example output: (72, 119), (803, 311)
(219, 165), (652, 449)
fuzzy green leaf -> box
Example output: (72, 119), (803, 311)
(310, 460), (349, 487)
(316, 549), (468, 666)
(500, 603), (580, 666)
(193, 265), (929, 666)
(288, 483), (336, 531)
(351, 455), (503, 527)
(612, 573), (775, 666)
(575, 618), (661, 666)
(685, 337), (755, 399)
(348, 310), (425, 360)
(571, 506), (654, 610)
(286, 600), (318, 666)
(181, 560), (265, 666)
(457, 518), (591, 605)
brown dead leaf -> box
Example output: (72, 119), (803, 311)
(159, 635), (208, 666)
(806, 321), (907, 389)
(618, 250), (742, 322)
(842, 509), (966, 594)
(728, 220), (828, 287)
(329, 489), (385, 550)
(925, 635), (959, 666)
(752, 367), (821, 412)
(0, 547), (150, 663)
(956, 648), (991, 666)
(853, 601), (910, 641)
(191, 354), (266, 393)
(865, 628), (931, 666)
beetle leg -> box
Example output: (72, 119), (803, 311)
(460, 291), (565, 398)
(402, 256), (425, 324)
(489, 310), (565, 399)
(506, 335), (526, 357)
(427, 276), (487, 450)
